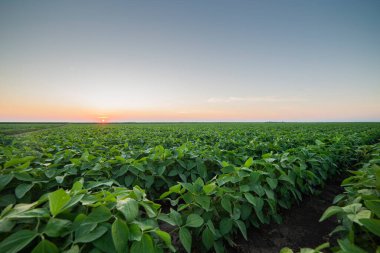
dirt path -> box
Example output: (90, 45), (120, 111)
(231, 176), (343, 253)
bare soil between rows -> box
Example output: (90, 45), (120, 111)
(230, 175), (344, 253)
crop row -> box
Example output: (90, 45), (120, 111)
(318, 142), (380, 252)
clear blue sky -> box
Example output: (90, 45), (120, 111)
(0, 0), (379, 122)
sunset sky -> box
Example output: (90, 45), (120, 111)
(0, 1), (379, 122)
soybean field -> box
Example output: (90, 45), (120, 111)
(0, 123), (379, 253)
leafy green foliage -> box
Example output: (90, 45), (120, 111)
(0, 230), (38, 253)
(179, 227), (192, 253)
(0, 123), (380, 252)
(48, 189), (71, 217)
(32, 239), (59, 253)
(300, 143), (380, 253)
(111, 218), (129, 253)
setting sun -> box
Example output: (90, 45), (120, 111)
(97, 116), (108, 123)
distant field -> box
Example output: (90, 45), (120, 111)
(0, 123), (66, 135)
(0, 123), (380, 252)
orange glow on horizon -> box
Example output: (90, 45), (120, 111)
(97, 116), (108, 123)
(0, 99), (379, 122)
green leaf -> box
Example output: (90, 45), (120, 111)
(244, 157), (254, 167)
(234, 220), (247, 240)
(43, 218), (72, 237)
(181, 183), (195, 193)
(112, 218), (129, 253)
(0, 174), (13, 192)
(74, 222), (96, 239)
(203, 183), (216, 195)
(157, 165), (166, 175)
(0, 195), (15, 208)
(3, 202), (35, 217)
(15, 183), (34, 199)
(266, 177), (278, 189)
(87, 180), (114, 190)
(139, 202), (157, 218)
(319, 206), (342, 222)
(315, 242), (330, 251)
(280, 248), (294, 253)
(169, 209), (183, 226)
(342, 203), (362, 214)
(239, 185), (250, 192)
(6, 208), (49, 219)
(244, 193), (256, 206)
(130, 234), (154, 253)
(300, 249), (315, 253)
(359, 218), (380, 236)
(0, 229), (38, 253)
(44, 169), (55, 179)
(170, 184), (182, 193)
(157, 213), (176, 226)
(221, 165), (234, 174)
(4, 156), (35, 169)
(155, 230), (175, 251)
(93, 231), (116, 253)
(63, 245), (80, 253)
(129, 223), (142, 241)
(48, 189), (71, 217)
(179, 227), (192, 253)
(232, 205), (241, 220)
(86, 206), (112, 224)
(250, 171), (261, 184)
(117, 198), (139, 222)
(202, 227), (214, 250)
(252, 184), (265, 196)
(315, 139), (325, 145)
(219, 218), (232, 235)
(244, 193), (264, 215)
(347, 210), (371, 225)
(159, 191), (172, 200)
(375, 165), (380, 190)
(61, 194), (83, 212)
(213, 240), (225, 253)
(0, 219), (15, 232)
(31, 239), (59, 253)
(71, 180), (83, 193)
(337, 239), (367, 253)
(221, 198), (232, 214)
(55, 176), (65, 184)
(278, 174), (294, 185)
(364, 200), (380, 217)
(14, 172), (34, 182)
(186, 213), (204, 228)
(194, 195), (211, 210)
(75, 225), (108, 243)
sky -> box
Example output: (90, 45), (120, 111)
(0, 0), (379, 122)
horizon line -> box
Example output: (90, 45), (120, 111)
(1, 121), (380, 124)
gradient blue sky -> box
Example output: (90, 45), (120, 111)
(0, 0), (379, 122)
